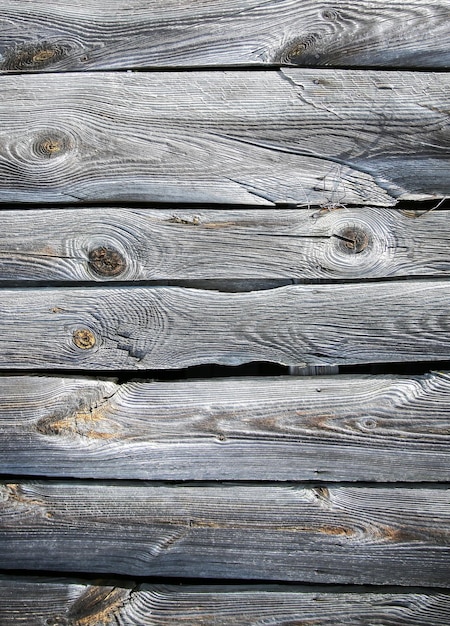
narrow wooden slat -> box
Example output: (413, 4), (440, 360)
(0, 70), (448, 206)
(1, 482), (449, 585)
(0, 0), (449, 72)
(0, 282), (448, 369)
(1, 577), (450, 626)
(1, 373), (449, 481)
(0, 207), (449, 281)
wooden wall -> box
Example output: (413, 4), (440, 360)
(0, 1), (449, 623)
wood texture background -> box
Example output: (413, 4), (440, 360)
(1, 481), (449, 584)
(1, 372), (449, 481)
(0, 71), (449, 206)
(1, 0), (449, 620)
(1, 577), (450, 625)
(0, 206), (449, 281)
(0, 282), (447, 369)
(0, 0), (449, 71)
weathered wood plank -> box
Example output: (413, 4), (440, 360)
(0, 206), (449, 281)
(1, 577), (450, 625)
(1, 482), (449, 584)
(0, 71), (448, 206)
(0, 282), (448, 369)
(0, 0), (449, 72)
(1, 373), (449, 481)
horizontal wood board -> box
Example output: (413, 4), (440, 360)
(0, 206), (449, 281)
(1, 373), (449, 481)
(0, 0), (449, 71)
(0, 282), (448, 369)
(0, 71), (449, 205)
(1, 482), (449, 584)
(0, 578), (450, 626)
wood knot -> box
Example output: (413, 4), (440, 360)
(322, 8), (340, 21)
(1, 42), (66, 71)
(358, 417), (378, 430)
(276, 34), (320, 64)
(335, 226), (370, 253)
(73, 328), (96, 350)
(34, 132), (71, 158)
(88, 246), (126, 277)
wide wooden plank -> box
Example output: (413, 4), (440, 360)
(0, 282), (448, 369)
(1, 577), (450, 625)
(1, 373), (449, 481)
(0, 206), (449, 281)
(1, 482), (449, 584)
(0, 71), (449, 206)
(0, 0), (449, 72)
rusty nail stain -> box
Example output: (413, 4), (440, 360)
(88, 246), (126, 277)
(73, 328), (96, 350)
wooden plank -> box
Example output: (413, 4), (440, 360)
(1, 373), (449, 481)
(0, 1), (449, 72)
(0, 71), (448, 206)
(1, 482), (449, 585)
(0, 206), (449, 281)
(1, 577), (450, 626)
(0, 282), (448, 369)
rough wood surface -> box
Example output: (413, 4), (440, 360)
(0, 0), (449, 72)
(1, 482), (449, 585)
(1, 577), (450, 626)
(0, 71), (448, 206)
(1, 373), (449, 481)
(0, 206), (449, 281)
(0, 282), (448, 369)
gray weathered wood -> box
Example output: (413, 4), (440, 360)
(1, 577), (450, 625)
(0, 206), (449, 281)
(0, 71), (448, 206)
(0, 0), (449, 72)
(1, 373), (449, 481)
(0, 282), (448, 369)
(1, 482), (449, 585)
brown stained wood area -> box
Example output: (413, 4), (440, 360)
(0, 0), (449, 622)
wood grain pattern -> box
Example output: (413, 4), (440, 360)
(1, 482), (449, 584)
(0, 70), (449, 206)
(0, 282), (448, 369)
(0, 206), (449, 281)
(0, 0), (449, 72)
(1, 577), (450, 626)
(1, 373), (449, 481)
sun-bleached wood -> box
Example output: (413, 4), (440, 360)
(0, 282), (448, 369)
(0, 207), (448, 281)
(1, 373), (449, 481)
(0, 0), (449, 72)
(0, 71), (448, 206)
(1, 577), (450, 626)
(1, 482), (449, 585)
